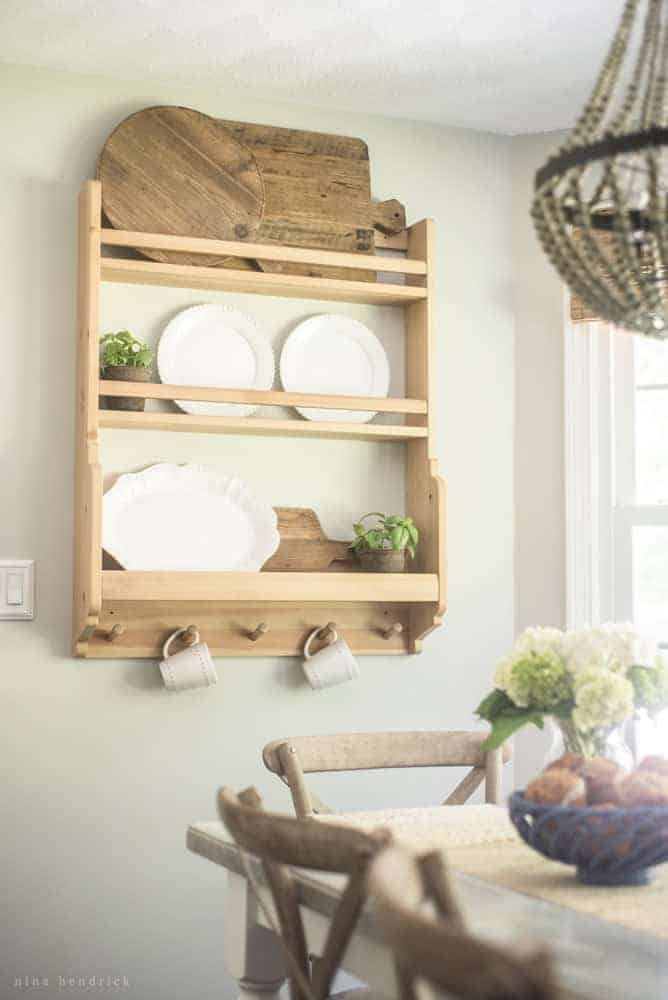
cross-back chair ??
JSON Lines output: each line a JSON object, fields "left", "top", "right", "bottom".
{"left": 262, "top": 732, "right": 511, "bottom": 818}
{"left": 218, "top": 785, "right": 390, "bottom": 1000}
{"left": 369, "top": 844, "right": 559, "bottom": 1000}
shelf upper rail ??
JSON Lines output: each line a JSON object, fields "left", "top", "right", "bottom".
{"left": 98, "top": 409, "right": 428, "bottom": 441}
{"left": 99, "top": 380, "right": 428, "bottom": 415}
{"left": 101, "top": 228, "right": 427, "bottom": 275}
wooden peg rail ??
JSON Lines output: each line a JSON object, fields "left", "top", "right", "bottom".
{"left": 83, "top": 605, "right": 416, "bottom": 658}
{"left": 73, "top": 179, "right": 446, "bottom": 659}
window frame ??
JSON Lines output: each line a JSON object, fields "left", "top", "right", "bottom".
{"left": 565, "top": 316, "right": 668, "bottom": 639}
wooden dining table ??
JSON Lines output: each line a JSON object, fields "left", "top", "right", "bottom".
{"left": 187, "top": 806, "right": 668, "bottom": 1000}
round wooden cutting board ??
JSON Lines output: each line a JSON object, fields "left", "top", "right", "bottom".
{"left": 97, "top": 106, "right": 265, "bottom": 266}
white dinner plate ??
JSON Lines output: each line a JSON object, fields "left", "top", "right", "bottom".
{"left": 103, "top": 464, "right": 279, "bottom": 571}
{"left": 157, "top": 304, "right": 274, "bottom": 416}
{"left": 279, "top": 315, "right": 390, "bottom": 423}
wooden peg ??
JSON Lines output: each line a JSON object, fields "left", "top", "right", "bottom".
{"left": 182, "top": 625, "right": 199, "bottom": 647}
{"left": 248, "top": 622, "right": 269, "bottom": 642}
{"left": 382, "top": 622, "right": 403, "bottom": 640}
{"left": 105, "top": 624, "right": 126, "bottom": 642}
{"left": 318, "top": 621, "right": 337, "bottom": 643}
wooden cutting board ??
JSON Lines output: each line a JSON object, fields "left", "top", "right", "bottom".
{"left": 221, "top": 119, "right": 373, "bottom": 253}
{"left": 265, "top": 508, "right": 354, "bottom": 572}
{"left": 220, "top": 120, "right": 405, "bottom": 280}
{"left": 97, "top": 106, "right": 265, "bottom": 267}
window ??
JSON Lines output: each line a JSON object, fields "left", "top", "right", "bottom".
{"left": 614, "top": 335, "right": 668, "bottom": 644}
{"left": 565, "top": 317, "right": 668, "bottom": 754}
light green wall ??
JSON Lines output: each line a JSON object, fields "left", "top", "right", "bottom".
{"left": 1, "top": 62, "right": 514, "bottom": 999}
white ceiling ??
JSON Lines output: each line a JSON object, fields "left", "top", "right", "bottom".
{"left": 0, "top": 0, "right": 621, "bottom": 135}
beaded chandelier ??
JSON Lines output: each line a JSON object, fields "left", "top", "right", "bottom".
{"left": 532, "top": 0, "right": 668, "bottom": 338}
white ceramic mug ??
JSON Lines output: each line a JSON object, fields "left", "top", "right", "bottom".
{"left": 159, "top": 628, "right": 218, "bottom": 692}
{"left": 302, "top": 627, "right": 360, "bottom": 690}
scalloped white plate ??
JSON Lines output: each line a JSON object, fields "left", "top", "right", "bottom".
{"left": 157, "top": 304, "right": 275, "bottom": 417}
{"left": 279, "top": 314, "right": 390, "bottom": 423}
{"left": 103, "top": 464, "right": 279, "bottom": 571}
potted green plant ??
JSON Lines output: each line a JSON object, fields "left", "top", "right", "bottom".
{"left": 349, "top": 512, "right": 418, "bottom": 573}
{"left": 100, "top": 331, "right": 154, "bottom": 411}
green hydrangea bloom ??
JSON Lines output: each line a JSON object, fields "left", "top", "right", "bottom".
{"left": 572, "top": 667, "right": 633, "bottom": 733}
{"left": 629, "top": 659, "right": 668, "bottom": 716}
{"left": 504, "top": 651, "right": 571, "bottom": 710}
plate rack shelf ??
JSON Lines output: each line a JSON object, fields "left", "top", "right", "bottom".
{"left": 74, "top": 180, "right": 446, "bottom": 658}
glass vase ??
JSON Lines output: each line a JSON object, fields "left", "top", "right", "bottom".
{"left": 544, "top": 717, "right": 634, "bottom": 771}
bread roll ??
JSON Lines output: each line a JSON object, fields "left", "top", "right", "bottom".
{"left": 526, "top": 768, "right": 586, "bottom": 806}
{"left": 617, "top": 771, "right": 668, "bottom": 807}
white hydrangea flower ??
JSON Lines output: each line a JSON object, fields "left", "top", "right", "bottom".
{"left": 564, "top": 622, "right": 657, "bottom": 675}
{"left": 572, "top": 667, "right": 634, "bottom": 733}
{"left": 512, "top": 626, "right": 565, "bottom": 660}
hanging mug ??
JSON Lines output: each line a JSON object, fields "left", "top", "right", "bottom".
{"left": 159, "top": 628, "right": 218, "bottom": 692}
{"left": 302, "top": 626, "right": 360, "bottom": 690}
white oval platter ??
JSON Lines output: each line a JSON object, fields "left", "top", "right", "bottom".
{"left": 157, "top": 304, "right": 274, "bottom": 416}
{"left": 103, "top": 464, "right": 279, "bottom": 571}
{"left": 279, "top": 314, "right": 390, "bottom": 423}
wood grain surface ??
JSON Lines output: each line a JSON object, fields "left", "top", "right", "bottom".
{"left": 220, "top": 118, "right": 378, "bottom": 280}
{"left": 265, "top": 508, "right": 353, "bottom": 572}
{"left": 97, "top": 106, "right": 265, "bottom": 266}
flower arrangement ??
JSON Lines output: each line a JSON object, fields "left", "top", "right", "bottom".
{"left": 100, "top": 330, "right": 153, "bottom": 369}
{"left": 476, "top": 623, "right": 668, "bottom": 756}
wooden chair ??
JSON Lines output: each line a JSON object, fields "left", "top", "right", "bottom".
{"left": 262, "top": 732, "right": 512, "bottom": 818}
{"left": 218, "top": 785, "right": 390, "bottom": 1000}
{"left": 369, "top": 844, "right": 559, "bottom": 1000}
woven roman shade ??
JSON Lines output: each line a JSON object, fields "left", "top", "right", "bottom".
{"left": 568, "top": 227, "right": 614, "bottom": 322}
{"left": 568, "top": 223, "right": 667, "bottom": 323}
{"left": 570, "top": 292, "right": 600, "bottom": 323}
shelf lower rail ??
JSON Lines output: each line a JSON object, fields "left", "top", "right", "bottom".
{"left": 101, "top": 257, "right": 427, "bottom": 306}
{"left": 101, "top": 571, "right": 439, "bottom": 603}
{"left": 99, "top": 381, "right": 428, "bottom": 415}
{"left": 98, "top": 409, "right": 428, "bottom": 441}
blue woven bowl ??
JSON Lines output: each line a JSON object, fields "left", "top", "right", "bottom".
{"left": 509, "top": 791, "right": 668, "bottom": 886}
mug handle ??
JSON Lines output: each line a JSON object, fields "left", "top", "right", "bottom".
{"left": 163, "top": 627, "right": 200, "bottom": 660}
{"left": 303, "top": 625, "right": 338, "bottom": 660}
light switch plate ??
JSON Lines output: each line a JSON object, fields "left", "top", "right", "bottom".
{"left": 0, "top": 560, "right": 35, "bottom": 620}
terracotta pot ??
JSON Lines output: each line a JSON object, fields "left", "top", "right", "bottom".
{"left": 358, "top": 549, "right": 406, "bottom": 573}
{"left": 101, "top": 365, "right": 152, "bottom": 411}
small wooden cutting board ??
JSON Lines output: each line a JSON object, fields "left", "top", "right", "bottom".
{"left": 265, "top": 508, "right": 354, "bottom": 572}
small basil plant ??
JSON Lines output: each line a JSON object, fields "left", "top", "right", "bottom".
{"left": 350, "top": 512, "right": 419, "bottom": 559}
{"left": 100, "top": 331, "right": 153, "bottom": 369}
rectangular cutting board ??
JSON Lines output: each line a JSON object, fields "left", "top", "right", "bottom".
{"left": 221, "top": 119, "right": 375, "bottom": 254}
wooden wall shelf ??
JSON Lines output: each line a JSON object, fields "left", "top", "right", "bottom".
{"left": 74, "top": 180, "right": 446, "bottom": 658}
